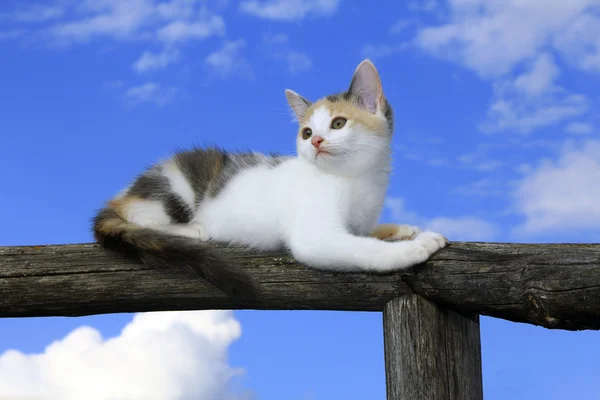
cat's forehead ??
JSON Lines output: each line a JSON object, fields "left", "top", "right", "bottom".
{"left": 302, "top": 97, "right": 390, "bottom": 135}
{"left": 304, "top": 98, "right": 353, "bottom": 125}
{"left": 306, "top": 103, "right": 333, "bottom": 127}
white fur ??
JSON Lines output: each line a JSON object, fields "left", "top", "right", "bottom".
{"left": 162, "top": 160, "right": 196, "bottom": 210}
{"left": 122, "top": 59, "right": 447, "bottom": 272}
{"left": 125, "top": 200, "right": 171, "bottom": 226}
{"left": 124, "top": 199, "right": 207, "bottom": 239}
{"left": 192, "top": 104, "right": 445, "bottom": 272}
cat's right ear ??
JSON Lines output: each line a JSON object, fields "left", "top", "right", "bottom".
{"left": 285, "top": 89, "right": 312, "bottom": 122}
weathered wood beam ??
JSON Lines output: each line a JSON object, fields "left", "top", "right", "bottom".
{"left": 0, "top": 242, "right": 599, "bottom": 330}
{"left": 383, "top": 295, "right": 483, "bottom": 400}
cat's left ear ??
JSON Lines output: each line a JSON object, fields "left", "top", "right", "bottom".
{"left": 348, "top": 59, "right": 385, "bottom": 114}
{"left": 285, "top": 89, "right": 312, "bottom": 122}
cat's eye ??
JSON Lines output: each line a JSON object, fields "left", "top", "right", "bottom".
{"left": 331, "top": 117, "right": 347, "bottom": 130}
{"left": 302, "top": 128, "right": 312, "bottom": 140}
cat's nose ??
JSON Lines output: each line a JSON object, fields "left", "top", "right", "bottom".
{"left": 311, "top": 136, "right": 325, "bottom": 149}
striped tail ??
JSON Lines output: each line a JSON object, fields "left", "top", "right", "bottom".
{"left": 92, "top": 207, "right": 260, "bottom": 301}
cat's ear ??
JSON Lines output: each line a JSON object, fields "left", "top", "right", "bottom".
{"left": 285, "top": 89, "right": 312, "bottom": 122}
{"left": 348, "top": 59, "right": 385, "bottom": 114}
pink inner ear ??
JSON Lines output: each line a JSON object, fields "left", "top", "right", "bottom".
{"left": 351, "top": 65, "right": 383, "bottom": 114}
{"left": 364, "top": 93, "right": 378, "bottom": 113}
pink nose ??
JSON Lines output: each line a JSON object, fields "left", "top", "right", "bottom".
{"left": 311, "top": 136, "right": 325, "bottom": 149}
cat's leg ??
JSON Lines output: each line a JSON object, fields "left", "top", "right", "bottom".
{"left": 288, "top": 227, "right": 447, "bottom": 273}
{"left": 371, "top": 223, "right": 421, "bottom": 241}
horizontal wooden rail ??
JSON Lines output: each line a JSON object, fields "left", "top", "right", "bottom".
{"left": 0, "top": 242, "right": 599, "bottom": 330}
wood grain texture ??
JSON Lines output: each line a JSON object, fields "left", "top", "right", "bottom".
{"left": 383, "top": 295, "right": 483, "bottom": 400}
{"left": 1, "top": 242, "right": 599, "bottom": 330}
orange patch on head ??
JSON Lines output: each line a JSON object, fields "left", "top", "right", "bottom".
{"left": 299, "top": 98, "right": 389, "bottom": 137}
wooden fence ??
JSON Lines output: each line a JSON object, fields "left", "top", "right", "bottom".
{"left": 1, "top": 242, "right": 599, "bottom": 399}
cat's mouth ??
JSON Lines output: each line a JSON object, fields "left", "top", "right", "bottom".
{"left": 315, "top": 149, "right": 332, "bottom": 158}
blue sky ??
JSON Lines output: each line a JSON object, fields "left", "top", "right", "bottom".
{"left": 0, "top": 0, "right": 599, "bottom": 398}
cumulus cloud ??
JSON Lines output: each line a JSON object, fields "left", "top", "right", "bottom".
{"left": 205, "top": 39, "right": 253, "bottom": 80}
{"left": 133, "top": 48, "right": 180, "bottom": 72}
{"left": 156, "top": 15, "right": 225, "bottom": 44}
{"left": 125, "top": 82, "right": 177, "bottom": 106}
{"left": 513, "top": 139, "right": 600, "bottom": 236}
{"left": 0, "top": 310, "right": 250, "bottom": 400}
{"left": 565, "top": 122, "right": 594, "bottom": 135}
{"left": 262, "top": 34, "right": 312, "bottom": 75}
{"left": 476, "top": 53, "right": 587, "bottom": 134}
{"left": 408, "top": 0, "right": 600, "bottom": 135}
{"left": 0, "top": 4, "right": 64, "bottom": 23}
{"left": 46, "top": 0, "right": 224, "bottom": 45}
{"left": 414, "top": 0, "right": 595, "bottom": 78}
{"left": 385, "top": 197, "right": 499, "bottom": 241}
{"left": 555, "top": 12, "right": 600, "bottom": 73}
{"left": 239, "top": 0, "right": 341, "bottom": 21}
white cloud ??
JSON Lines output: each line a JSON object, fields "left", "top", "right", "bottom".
{"left": 49, "top": 0, "right": 157, "bottom": 43}
{"left": 566, "top": 121, "right": 594, "bottom": 135}
{"left": 410, "top": 1, "right": 600, "bottom": 135}
{"left": 457, "top": 141, "right": 506, "bottom": 171}
{"left": 414, "top": 0, "right": 595, "bottom": 78}
{"left": 513, "top": 53, "right": 560, "bottom": 97}
{"left": 281, "top": 50, "right": 312, "bottom": 74}
{"left": 205, "top": 39, "right": 253, "bottom": 79}
{"left": 0, "top": 310, "right": 250, "bottom": 400}
{"left": 479, "top": 53, "right": 587, "bottom": 134}
{"left": 125, "top": 82, "right": 177, "bottom": 106}
{"left": 39, "top": 1, "right": 225, "bottom": 49}
{"left": 389, "top": 19, "right": 417, "bottom": 35}
{"left": 385, "top": 197, "right": 499, "bottom": 241}
{"left": 427, "top": 216, "right": 499, "bottom": 242}
{"left": 408, "top": 0, "right": 441, "bottom": 14}
{"left": 239, "top": 0, "right": 341, "bottom": 21}
{"left": 481, "top": 91, "right": 587, "bottom": 134}
{"left": 1, "top": 5, "right": 64, "bottom": 23}
{"left": 513, "top": 139, "right": 600, "bottom": 235}
{"left": 555, "top": 12, "right": 600, "bottom": 73}
{"left": 263, "top": 34, "right": 312, "bottom": 75}
{"left": 156, "top": 15, "right": 225, "bottom": 44}
{"left": 133, "top": 48, "right": 180, "bottom": 72}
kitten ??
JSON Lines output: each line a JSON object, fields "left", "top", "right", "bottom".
{"left": 92, "top": 59, "right": 448, "bottom": 301}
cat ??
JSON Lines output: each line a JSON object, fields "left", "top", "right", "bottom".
{"left": 92, "top": 59, "right": 448, "bottom": 301}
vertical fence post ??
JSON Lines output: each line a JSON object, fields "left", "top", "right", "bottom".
{"left": 383, "top": 294, "right": 483, "bottom": 400}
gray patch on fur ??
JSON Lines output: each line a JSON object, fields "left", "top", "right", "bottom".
{"left": 127, "top": 166, "right": 194, "bottom": 223}
{"left": 173, "top": 146, "right": 227, "bottom": 206}
{"left": 209, "top": 152, "right": 289, "bottom": 197}
{"left": 124, "top": 146, "right": 288, "bottom": 222}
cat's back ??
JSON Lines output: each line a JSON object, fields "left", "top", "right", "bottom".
{"left": 194, "top": 149, "right": 298, "bottom": 249}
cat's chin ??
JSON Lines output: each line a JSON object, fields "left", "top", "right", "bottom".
{"left": 315, "top": 150, "right": 332, "bottom": 158}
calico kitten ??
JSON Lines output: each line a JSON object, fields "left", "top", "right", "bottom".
{"left": 92, "top": 59, "right": 448, "bottom": 301}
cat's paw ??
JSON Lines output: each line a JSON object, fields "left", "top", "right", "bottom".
{"left": 372, "top": 223, "right": 421, "bottom": 241}
{"left": 390, "top": 224, "right": 421, "bottom": 241}
{"left": 413, "top": 231, "right": 448, "bottom": 255}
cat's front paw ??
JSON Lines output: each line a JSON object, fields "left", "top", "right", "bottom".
{"left": 372, "top": 223, "right": 421, "bottom": 241}
{"left": 413, "top": 231, "right": 448, "bottom": 255}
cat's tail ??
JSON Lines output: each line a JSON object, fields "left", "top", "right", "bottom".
{"left": 92, "top": 207, "right": 260, "bottom": 301}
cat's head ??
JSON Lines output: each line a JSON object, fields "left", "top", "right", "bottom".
{"left": 285, "top": 59, "right": 394, "bottom": 175}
